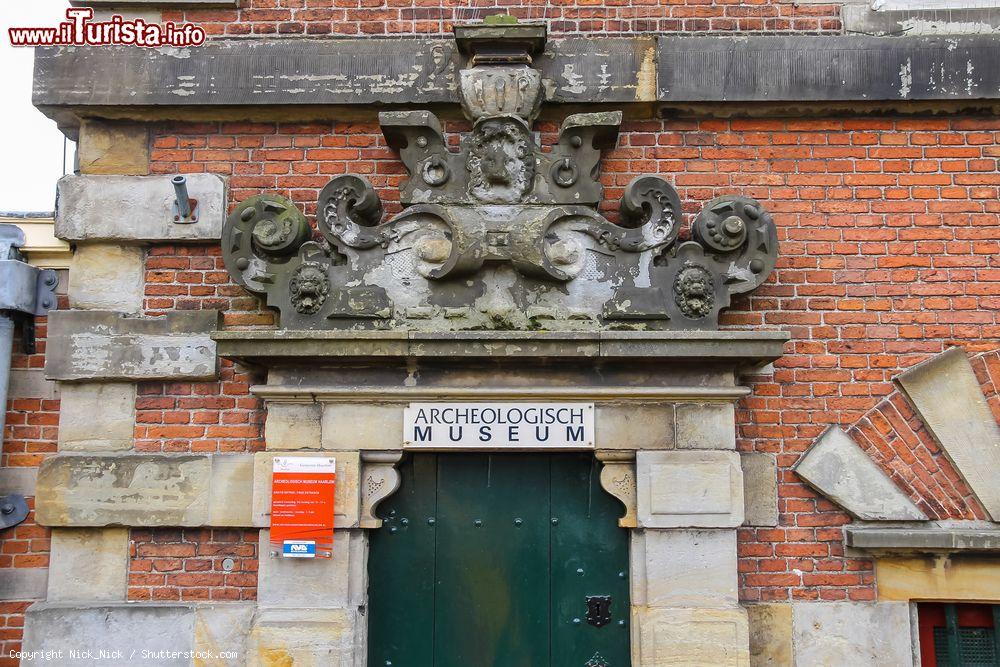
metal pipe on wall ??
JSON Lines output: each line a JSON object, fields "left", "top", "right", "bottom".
{"left": 0, "top": 315, "right": 12, "bottom": 445}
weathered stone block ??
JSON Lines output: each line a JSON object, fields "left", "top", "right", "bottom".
{"left": 322, "top": 403, "right": 402, "bottom": 450}
{"left": 635, "top": 606, "right": 750, "bottom": 667}
{"left": 47, "top": 528, "right": 129, "bottom": 601}
{"left": 741, "top": 452, "right": 779, "bottom": 527}
{"left": 675, "top": 402, "right": 735, "bottom": 449}
{"left": 55, "top": 173, "right": 227, "bottom": 243}
{"left": 595, "top": 404, "right": 674, "bottom": 449}
{"left": 794, "top": 427, "right": 926, "bottom": 521}
{"left": 0, "top": 568, "right": 48, "bottom": 600}
{"left": 896, "top": 347, "right": 1000, "bottom": 521}
{"left": 637, "top": 450, "right": 745, "bottom": 528}
{"left": 248, "top": 608, "right": 364, "bottom": 667}
{"left": 631, "top": 529, "right": 738, "bottom": 608}
{"left": 22, "top": 603, "right": 195, "bottom": 665}
{"left": 747, "top": 603, "right": 793, "bottom": 667}
{"left": 0, "top": 466, "right": 38, "bottom": 497}
{"left": 876, "top": 556, "right": 1000, "bottom": 602}
{"left": 266, "top": 402, "right": 323, "bottom": 450}
{"left": 194, "top": 604, "right": 255, "bottom": 666}
{"left": 208, "top": 454, "right": 254, "bottom": 527}
{"left": 252, "top": 451, "right": 360, "bottom": 528}
{"left": 791, "top": 601, "right": 912, "bottom": 666}
{"left": 68, "top": 243, "right": 145, "bottom": 313}
{"left": 45, "top": 310, "right": 220, "bottom": 382}
{"left": 77, "top": 120, "right": 149, "bottom": 175}
{"left": 35, "top": 454, "right": 211, "bottom": 526}
{"left": 7, "top": 369, "right": 59, "bottom": 400}
{"left": 257, "top": 529, "right": 366, "bottom": 608}
{"left": 58, "top": 382, "right": 136, "bottom": 451}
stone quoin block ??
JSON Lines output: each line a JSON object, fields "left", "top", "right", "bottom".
{"left": 44, "top": 310, "right": 220, "bottom": 382}
{"left": 257, "top": 529, "right": 367, "bottom": 609}
{"left": 252, "top": 451, "right": 360, "bottom": 529}
{"left": 637, "top": 450, "right": 745, "bottom": 528}
{"left": 791, "top": 601, "right": 912, "bottom": 666}
{"left": 55, "top": 173, "right": 227, "bottom": 243}
{"left": 635, "top": 606, "right": 750, "bottom": 667}
{"left": 77, "top": 120, "right": 149, "bottom": 175}
{"left": 321, "top": 403, "right": 403, "bottom": 450}
{"left": 57, "top": 382, "right": 137, "bottom": 451}
{"left": 47, "top": 528, "right": 129, "bottom": 602}
{"left": 6, "top": 368, "right": 59, "bottom": 400}
{"left": 674, "top": 402, "right": 735, "bottom": 449}
{"left": 795, "top": 427, "right": 926, "bottom": 521}
{"left": 747, "top": 603, "right": 793, "bottom": 667}
{"left": 0, "top": 466, "right": 38, "bottom": 497}
{"left": 22, "top": 603, "right": 196, "bottom": 663}
{"left": 0, "top": 568, "right": 48, "bottom": 601}
{"left": 265, "top": 402, "right": 323, "bottom": 450}
{"left": 35, "top": 454, "right": 211, "bottom": 527}
{"left": 595, "top": 404, "right": 675, "bottom": 449}
{"left": 207, "top": 454, "right": 254, "bottom": 527}
{"left": 193, "top": 605, "right": 255, "bottom": 667}
{"left": 248, "top": 608, "right": 365, "bottom": 667}
{"left": 631, "top": 529, "right": 738, "bottom": 608}
{"left": 67, "top": 243, "right": 146, "bottom": 313}
{"left": 896, "top": 347, "right": 1000, "bottom": 521}
{"left": 34, "top": 453, "right": 255, "bottom": 528}
{"left": 740, "top": 452, "right": 779, "bottom": 527}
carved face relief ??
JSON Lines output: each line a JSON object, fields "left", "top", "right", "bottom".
{"left": 467, "top": 118, "right": 534, "bottom": 204}
{"left": 289, "top": 263, "right": 330, "bottom": 314}
{"left": 673, "top": 264, "right": 715, "bottom": 320}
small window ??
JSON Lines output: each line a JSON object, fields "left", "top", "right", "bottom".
{"left": 918, "top": 603, "right": 1000, "bottom": 667}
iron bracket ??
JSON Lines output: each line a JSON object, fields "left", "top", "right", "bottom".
{"left": 0, "top": 494, "right": 29, "bottom": 531}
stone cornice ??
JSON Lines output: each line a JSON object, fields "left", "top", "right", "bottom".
{"left": 845, "top": 524, "right": 1000, "bottom": 554}
{"left": 213, "top": 329, "right": 790, "bottom": 366}
{"left": 33, "top": 35, "right": 1000, "bottom": 129}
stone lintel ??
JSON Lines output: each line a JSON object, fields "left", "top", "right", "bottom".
{"left": 45, "top": 310, "right": 220, "bottom": 382}
{"left": 55, "top": 174, "right": 227, "bottom": 244}
{"left": 32, "top": 36, "right": 1000, "bottom": 129}
{"left": 214, "top": 329, "right": 789, "bottom": 367}
{"left": 845, "top": 525, "right": 1000, "bottom": 554}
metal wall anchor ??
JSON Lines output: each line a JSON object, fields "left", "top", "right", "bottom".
{"left": 0, "top": 495, "right": 29, "bottom": 530}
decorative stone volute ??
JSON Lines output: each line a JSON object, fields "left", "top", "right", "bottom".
{"left": 220, "top": 19, "right": 778, "bottom": 331}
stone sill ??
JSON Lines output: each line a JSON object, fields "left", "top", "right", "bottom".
{"left": 845, "top": 525, "right": 1000, "bottom": 554}
{"left": 213, "top": 329, "right": 789, "bottom": 366}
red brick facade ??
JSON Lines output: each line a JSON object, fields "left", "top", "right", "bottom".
{"left": 167, "top": 1, "right": 842, "bottom": 38}
{"left": 2, "top": 9, "right": 1000, "bottom": 661}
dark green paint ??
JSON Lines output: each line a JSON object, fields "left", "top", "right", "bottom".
{"left": 368, "top": 454, "right": 630, "bottom": 667}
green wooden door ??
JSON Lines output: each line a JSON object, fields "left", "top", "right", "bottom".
{"left": 368, "top": 453, "right": 630, "bottom": 667}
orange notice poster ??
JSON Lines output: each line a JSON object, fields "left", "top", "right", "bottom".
{"left": 270, "top": 456, "right": 336, "bottom": 558}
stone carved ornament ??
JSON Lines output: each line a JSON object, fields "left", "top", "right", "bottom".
{"left": 221, "top": 23, "right": 778, "bottom": 331}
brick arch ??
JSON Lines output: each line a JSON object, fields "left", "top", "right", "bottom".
{"left": 843, "top": 347, "right": 999, "bottom": 521}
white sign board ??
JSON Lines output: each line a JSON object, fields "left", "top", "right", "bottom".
{"left": 403, "top": 402, "right": 595, "bottom": 450}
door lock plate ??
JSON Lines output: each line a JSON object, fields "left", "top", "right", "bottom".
{"left": 585, "top": 595, "right": 612, "bottom": 628}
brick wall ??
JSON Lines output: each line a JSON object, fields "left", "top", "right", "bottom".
{"left": 166, "top": 1, "right": 841, "bottom": 38}
{"left": 127, "top": 528, "right": 259, "bottom": 602}
{"left": 1, "top": 324, "right": 54, "bottom": 665}
{"left": 149, "top": 115, "right": 1000, "bottom": 600}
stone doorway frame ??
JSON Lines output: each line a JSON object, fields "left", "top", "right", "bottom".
{"left": 229, "top": 329, "right": 787, "bottom": 665}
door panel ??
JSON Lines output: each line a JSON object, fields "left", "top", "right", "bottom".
{"left": 434, "top": 455, "right": 551, "bottom": 667}
{"left": 368, "top": 454, "right": 630, "bottom": 667}
{"left": 550, "top": 456, "right": 630, "bottom": 665}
